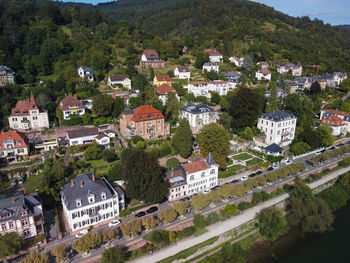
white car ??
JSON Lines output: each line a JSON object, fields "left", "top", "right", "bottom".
{"left": 203, "top": 189, "right": 210, "bottom": 194}
{"left": 108, "top": 219, "right": 121, "bottom": 227}
{"left": 75, "top": 229, "right": 88, "bottom": 239}
{"left": 282, "top": 159, "right": 291, "bottom": 165}
{"left": 315, "top": 151, "right": 321, "bottom": 155}
{"left": 272, "top": 164, "right": 279, "bottom": 169}
{"left": 240, "top": 176, "right": 248, "bottom": 181}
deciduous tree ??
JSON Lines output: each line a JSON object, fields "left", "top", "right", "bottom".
{"left": 101, "top": 246, "right": 127, "bottom": 263}
{"left": 191, "top": 193, "right": 210, "bottom": 212}
{"left": 172, "top": 201, "right": 190, "bottom": 216}
{"left": 141, "top": 216, "right": 159, "bottom": 231}
{"left": 171, "top": 119, "right": 193, "bottom": 158}
{"left": 92, "top": 94, "right": 114, "bottom": 117}
{"left": 158, "top": 208, "right": 178, "bottom": 224}
{"left": 20, "top": 252, "right": 49, "bottom": 263}
{"left": 51, "top": 243, "right": 67, "bottom": 263}
{"left": 258, "top": 207, "right": 286, "bottom": 241}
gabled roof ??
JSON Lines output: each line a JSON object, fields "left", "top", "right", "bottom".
{"left": 142, "top": 49, "right": 160, "bottom": 60}
{"left": 182, "top": 155, "right": 216, "bottom": 174}
{"left": 156, "top": 84, "right": 177, "bottom": 96}
{"left": 62, "top": 174, "right": 117, "bottom": 211}
{"left": 176, "top": 66, "right": 190, "bottom": 73}
{"left": 182, "top": 102, "right": 214, "bottom": 114}
{"left": 206, "top": 152, "right": 216, "bottom": 166}
{"left": 322, "top": 115, "right": 345, "bottom": 127}
{"left": 204, "top": 49, "right": 222, "bottom": 57}
{"left": 209, "top": 80, "right": 228, "bottom": 85}
{"left": 0, "top": 192, "right": 36, "bottom": 223}
{"left": 132, "top": 105, "right": 164, "bottom": 122}
{"left": 67, "top": 127, "right": 99, "bottom": 139}
{"left": 223, "top": 71, "right": 241, "bottom": 77}
{"left": 322, "top": 109, "right": 350, "bottom": 117}
{"left": 258, "top": 69, "right": 271, "bottom": 75}
{"left": 0, "top": 131, "right": 27, "bottom": 150}
{"left": 109, "top": 75, "right": 130, "bottom": 82}
{"left": 0, "top": 65, "right": 14, "bottom": 74}
{"left": 11, "top": 92, "right": 40, "bottom": 116}
{"left": 155, "top": 75, "right": 171, "bottom": 82}
{"left": 264, "top": 143, "right": 284, "bottom": 153}
{"left": 60, "top": 95, "right": 84, "bottom": 111}
{"left": 203, "top": 62, "right": 218, "bottom": 66}
{"left": 260, "top": 110, "right": 296, "bottom": 122}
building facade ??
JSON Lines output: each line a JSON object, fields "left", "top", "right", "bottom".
{"left": 139, "top": 49, "right": 165, "bottom": 68}
{"left": 0, "top": 131, "right": 29, "bottom": 164}
{"left": 77, "top": 67, "right": 94, "bottom": 82}
{"left": 108, "top": 75, "right": 131, "bottom": 89}
{"left": 184, "top": 81, "right": 231, "bottom": 98}
{"left": 277, "top": 63, "right": 302, "bottom": 76}
{"left": 65, "top": 126, "right": 114, "bottom": 147}
{"left": 229, "top": 57, "right": 244, "bottom": 67}
{"left": 0, "top": 65, "right": 15, "bottom": 86}
{"left": 9, "top": 93, "right": 49, "bottom": 131}
{"left": 180, "top": 102, "right": 220, "bottom": 134}
{"left": 156, "top": 84, "right": 179, "bottom": 105}
{"left": 61, "top": 174, "right": 123, "bottom": 232}
{"left": 59, "top": 95, "right": 85, "bottom": 120}
{"left": 204, "top": 49, "right": 223, "bottom": 63}
{"left": 0, "top": 192, "right": 44, "bottom": 239}
{"left": 321, "top": 115, "right": 346, "bottom": 136}
{"left": 154, "top": 75, "right": 172, "bottom": 87}
{"left": 320, "top": 109, "right": 350, "bottom": 133}
{"left": 256, "top": 70, "right": 272, "bottom": 81}
{"left": 202, "top": 62, "right": 219, "bottom": 73}
{"left": 119, "top": 105, "right": 170, "bottom": 140}
{"left": 257, "top": 110, "right": 297, "bottom": 146}
{"left": 174, "top": 66, "right": 191, "bottom": 79}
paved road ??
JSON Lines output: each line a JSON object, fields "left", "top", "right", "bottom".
{"left": 130, "top": 165, "right": 350, "bottom": 263}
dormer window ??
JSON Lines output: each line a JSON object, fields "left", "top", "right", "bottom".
{"left": 101, "top": 192, "right": 106, "bottom": 200}
{"left": 76, "top": 199, "right": 82, "bottom": 207}
{"left": 88, "top": 194, "right": 95, "bottom": 203}
{"left": 147, "top": 114, "right": 153, "bottom": 119}
{"left": 17, "top": 141, "right": 22, "bottom": 146}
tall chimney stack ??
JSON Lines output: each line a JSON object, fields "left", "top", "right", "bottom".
{"left": 71, "top": 179, "right": 74, "bottom": 187}
{"left": 80, "top": 181, "right": 84, "bottom": 187}
{"left": 92, "top": 174, "right": 95, "bottom": 181}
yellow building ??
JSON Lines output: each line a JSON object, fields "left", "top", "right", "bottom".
{"left": 153, "top": 75, "right": 172, "bottom": 87}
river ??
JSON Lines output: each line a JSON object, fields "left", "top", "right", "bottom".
{"left": 247, "top": 203, "right": 350, "bottom": 263}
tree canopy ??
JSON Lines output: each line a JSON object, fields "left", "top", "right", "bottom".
{"left": 171, "top": 119, "right": 193, "bottom": 158}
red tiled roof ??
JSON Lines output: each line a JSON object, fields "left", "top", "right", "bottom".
{"left": 259, "top": 69, "right": 271, "bottom": 75}
{"left": 111, "top": 91, "right": 129, "bottom": 100}
{"left": 142, "top": 49, "right": 160, "bottom": 59}
{"left": 204, "top": 49, "right": 222, "bottom": 57}
{"left": 322, "top": 115, "right": 345, "bottom": 127}
{"left": 190, "top": 82, "right": 208, "bottom": 85}
{"left": 322, "top": 109, "right": 350, "bottom": 117}
{"left": 155, "top": 75, "right": 171, "bottom": 82}
{"left": 156, "top": 84, "right": 177, "bottom": 96}
{"left": 209, "top": 81, "right": 228, "bottom": 84}
{"left": 183, "top": 157, "right": 210, "bottom": 174}
{"left": 0, "top": 130, "right": 27, "bottom": 151}
{"left": 11, "top": 92, "right": 39, "bottom": 116}
{"left": 60, "top": 95, "right": 84, "bottom": 111}
{"left": 132, "top": 105, "right": 164, "bottom": 122}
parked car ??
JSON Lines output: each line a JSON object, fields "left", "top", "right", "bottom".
{"left": 230, "top": 179, "right": 239, "bottom": 184}
{"left": 212, "top": 185, "right": 220, "bottom": 191}
{"left": 18, "top": 177, "right": 24, "bottom": 185}
{"left": 266, "top": 167, "right": 274, "bottom": 171}
{"left": 203, "top": 189, "right": 210, "bottom": 194}
{"left": 75, "top": 229, "right": 88, "bottom": 239}
{"left": 315, "top": 151, "right": 321, "bottom": 155}
{"left": 11, "top": 180, "right": 17, "bottom": 186}
{"left": 249, "top": 173, "right": 257, "bottom": 178}
{"left": 135, "top": 211, "right": 146, "bottom": 218}
{"left": 108, "top": 219, "right": 121, "bottom": 227}
{"left": 146, "top": 206, "right": 158, "bottom": 214}
{"left": 272, "top": 164, "right": 279, "bottom": 169}
{"left": 255, "top": 171, "right": 263, "bottom": 175}
{"left": 180, "top": 196, "right": 191, "bottom": 201}
{"left": 240, "top": 176, "right": 248, "bottom": 181}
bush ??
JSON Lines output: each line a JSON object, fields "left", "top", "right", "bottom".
{"left": 193, "top": 214, "right": 208, "bottom": 230}
{"left": 318, "top": 184, "right": 350, "bottom": 211}
{"left": 166, "top": 158, "right": 180, "bottom": 171}
{"left": 220, "top": 204, "right": 237, "bottom": 218}
{"left": 131, "top": 136, "right": 143, "bottom": 144}
{"left": 177, "top": 226, "right": 196, "bottom": 239}
{"left": 84, "top": 144, "right": 104, "bottom": 161}
{"left": 143, "top": 230, "right": 170, "bottom": 248}
{"left": 119, "top": 209, "right": 132, "bottom": 217}
{"left": 238, "top": 201, "right": 253, "bottom": 211}
{"left": 207, "top": 212, "right": 220, "bottom": 224}
{"left": 129, "top": 199, "right": 140, "bottom": 207}
{"left": 101, "top": 149, "right": 117, "bottom": 162}
{"left": 159, "top": 143, "right": 172, "bottom": 158}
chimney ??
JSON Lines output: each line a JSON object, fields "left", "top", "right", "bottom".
{"left": 71, "top": 179, "right": 74, "bottom": 187}
{"left": 12, "top": 197, "right": 15, "bottom": 203}
{"left": 80, "top": 181, "right": 84, "bottom": 187}
{"left": 92, "top": 175, "right": 95, "bottom": 181}
{"left": 74, "top": 94, "right": 77, "bottom": 99}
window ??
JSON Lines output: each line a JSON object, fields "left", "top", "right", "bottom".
{"left": 12, "top": 118, "right": 17, "bottom": 122}
{"left": 2, "top": 224, "right": 6, "bottom": 230}
{"left": 9, "top": 222, "right": 14, "bottom": 228}
{"left": 201, "top": 172, "right": 205, "bottom": 178}
{"left": 76, "top": 199, "right": 82, "bottom": 207}
{"left": 190, "top": 175, "right": 194, "bottom": 181}
{"left": 22, "top": 220, "right": 28, "bottom": 227}
{"left": 17, "top": 149, "right": 24, "bottom": 154}
{"left": 101, "top": 192, "right": 106, "bottom": 200}
{"left": 14, "top": 124, "right": 18, "bottom": 128}
{"left": 34, "top": 122, "right": 38, "bottom": 127}
{"left": 33, "top": 116, "right": 38, "bottom": 120}
{"left": 17, "top": 141, "right": 22, "bottom": 146}
{"left": 210, "top": 169, "right": 215, "bottom": 174}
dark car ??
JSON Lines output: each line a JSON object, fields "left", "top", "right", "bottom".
{"left": 230, "top": 179, "right": 239, "bottom": 184}
{"left": 249, "top": 173, "right": 257, "bottom": 178}
{"left": 212, "top": 185, "right": 220, "bottom": 191}
{"left": 266, "top": 167, "right": 274, "bottom": 171}
{"left": 180, "top": 196, "right": 191, "bottom": 202}
{"left": 256, "top": 171, "right": 263, "bottom": 175}
{"left": 135, "top": 211, "right": 146, "bottom": 218}
{"left": 146, "top": 206, "right": 158, "bottom": 214}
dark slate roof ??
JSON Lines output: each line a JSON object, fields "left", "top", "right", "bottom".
{"left": 0, "top": 192, "right": 35, "bottom": 223}
{"left": 109, "top": 75, "right": 130, "bottom": 82}
{"left": 183, "top": 102, "right": 215, "bottom": 114}
{"left": 264, "top": 143, "right": 284, "bottom": 153}
{"left": 62, "top": 174, "right": 117, "bottom": 211}
{"left": 77, "top": 67, "right": 94, "bottom": 77}
{"left": 67, "top": 127, "right": 99, "bottom": 139}
{"left": 223, "top": 71, "right": 241, "bottom": 78}
{"left": 203, "top": 62, "right": 218, "bottom": 66}
{"left": 206, "top": 152, "right": 216, "bottom": 166}
{"left": 0, "top": 65, "right": 14, "bottom": 74}
{"left": 122, "top": 107, "right": 133, "bottom": 115}
{"left": 260, "top": 110, "right": 296, "bottom": 122}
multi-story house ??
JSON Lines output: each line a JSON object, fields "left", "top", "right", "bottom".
{"left": 204, "top": 49, "right": 223, "bottom": 63}
{"left": 0, "top": 191, "right": 44, "bottom": 239}
{"left": 156, "top": 84, "right": 179, "bottom": 105}
{"left": 223, "top": 71, "right": 241, "bottom": 83}
{"left": 333, "top": 72, "right": 348, "bottom": 85}
{"left": 320, "top": 109, "right": 350, "bottom": 133}
{"left": 321, "top": 115, "right": 347, "bottom": 136}
{"left": 61, "top": 174, "right": 123, "bottom": 232}
{"left": 139, "top": 49, "right": 165, "bottom": 68}
{"left": 229, "top": 57, "right": 244, "bottom": 67}
{"left": 180, "top": 102, "right": 220, "bottom": 134}
{"left": 166, "top": 153, "right": 218, "bottom": 201}
{"left": 184, "top": 81, "right": 231, "bottom": 99}
{"left": 0, "top": 65, "right": 15, "bottom": 86}
{"left": 119, "top": 105, "right": 170, "bottom": 140}
{"left": 277, "top": 63, "right": 302, "bottom": 76}
{"left": 0, "top": 131, "right": 29, "bottom": 164}
{"left": 9, "top": 92, "right": 49, "bottom": 131}
{"left": 174, "top": 66, "right": 191, "bottom": 79}
{"left": 108, "top": 75, "right": 131, "bottom": 89}
{"left": 257, "top": 110, "right": 297, "bottom": 147}
{"left": 154, "top": 75, "right": 172, "bottom": 87}
{"left": 207, "top": 81, "right": 230, "bottom": 96}
{"left": 256, "top": 69, "right": 272, "bottom": 81}
{"left": 257, "top": 61, "right": 269, "bottom": 69}
{"left": 77, "top": 67, "right": 94, "bottom": 82}
{"left": 65, "top": 126, "right": 114, "bottom": 147}
{"left": 202, "top": 62, "right": 219, "bottom": 73}
{"left": 59, "top": 95, "right": 85, "bottom": 120}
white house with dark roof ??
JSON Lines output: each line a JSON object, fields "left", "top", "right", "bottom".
{"left": 257, "top": 61, "right": 269, "bottom": 70}
{"left": 204, "top": 49, "right": 223, "bottom": 63}
{"left": 0, "top": 65, "right": 15, "bottom": 86}
{"left": 229, "top": 57, "right": 244, "bottom": 67}
{"left": 257, "top": 110, "right": 297, "bottom": 146}
{"left": 0, "top": 191, "right": 44, "bottom": 239}
{"left": 277, "top": 63, "right": 302, "bottom": 76}
{"left": 139, "top": 49, "right": 165, "bottom": 68}
{"left": 108, "top": 75, "right": 131, "bottom": 89}
{"left": 65, "top": 126, "right": 114, "bottom": 147}
{"left": 180, "top": 102, "right": 220, "bottom": 134}
{"left": 202, "top": 62, "right": 219, "bottom": 73}
{"left": 256, "top": 69, "right": 271, "bottom": 81}
{"left": 61, "top": 174, "right": 123, "bottom": 232}
{"left": 333, "top": 72, "right": 348, "bottom": 85}
{"left": 174, "top": 66, "right": 191, "bottom": 79}
{"left": 77, "top": 67, "right": 94, "bottom": 82}
{"left": 59, "top": 95, "right": 85, "bottom": 120}
{"left": 165, "top": 153, "right": 218, "bottom": 201}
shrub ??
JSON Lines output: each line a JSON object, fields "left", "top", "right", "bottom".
{"left": 129, "top": 199, "right": 140, "bottom": 207}
{"left": 177, "top": 226, "right": 196, "bottom": 239}
{"left": 220, "top": 204, "right": 237, "bottom": 218}
{"left": 101, "top": 149, "right": 117, "bottom": 162}
{"left": 166, "top": 158, "right": 180, "bottom": 171}
{"left": 207, "top": 212, "right": 220, "bottom": 224}
{"left": 143, "top": 230, "right": 170, "bottom": 248}
{"left": 131, "top": 136, "right": 143, "bottom": 144}
{"left": 84, "top": 144, "right": 104, "bottom": 160}
{"left": 119, "top": 209, "right": 132, "bottom": 217}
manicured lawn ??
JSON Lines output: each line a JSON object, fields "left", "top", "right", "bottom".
{"left": 226, "top": 159, "right": 233, "bottom": 166}
{"left": 246, "top": 158, "right": 263, "bottom": 167}
{"left": 219, "top": 165, "right": 245, "bottom": 178}
{"left": 23, "top": 173, "right": 44, "bottom": 193}
{"left": 232, "top": 153, "right": 252, "bottom": 161}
